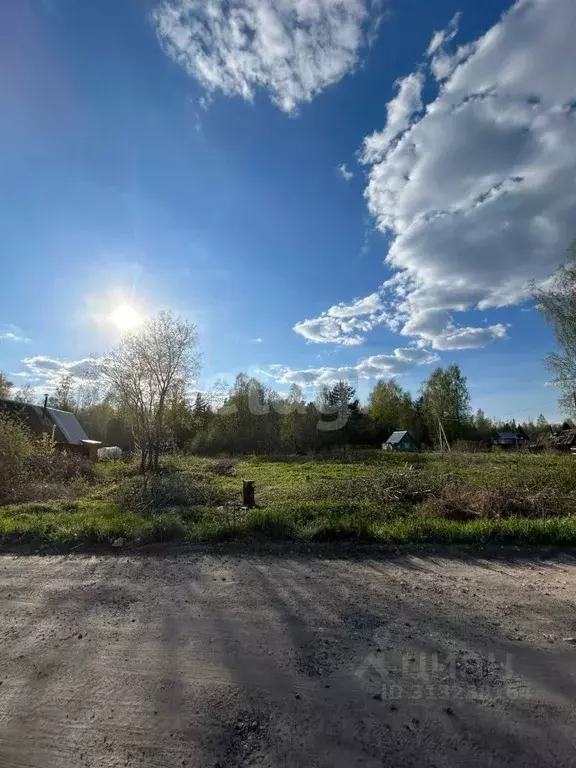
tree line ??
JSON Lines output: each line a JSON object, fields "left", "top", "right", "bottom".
{"left": 4, "top": 241, "right": 576, "bottom": 471}
{"left": 0, "top": 355, "right": 562, "bottom": 459}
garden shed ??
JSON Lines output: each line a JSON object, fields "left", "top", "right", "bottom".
{"left": 382, "top": 430, "right": 418, "bottom": 451}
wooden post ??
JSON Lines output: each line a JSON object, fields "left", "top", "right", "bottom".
{"left": 243, "top": 480, "right": 256, "bottom": 508}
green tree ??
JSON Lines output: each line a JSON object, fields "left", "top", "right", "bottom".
{"left": 369, "top": 380, "right": 411, "bottom": 440}
{"left": 474, "top": 408, "right": 493, "bottom": 441}
{"left": 280, "top": 384, "right": 308, "bottom": 453}
{"left": 323, "top": 381, "right": 364, "bottom": 452}
{"left": 421, "top": 365, "right": 471, "bottom": 445}
{"left": 535, "top": 413, "right": 550, "bottom": 435}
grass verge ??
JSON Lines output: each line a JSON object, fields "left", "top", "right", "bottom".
{"left": 2, "top": 499, "right": 576, "bottom": 550}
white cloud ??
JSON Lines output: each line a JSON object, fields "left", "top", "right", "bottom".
{"left": 152, "top": 0, "right": 382, "bottom": 113}
{"left": 337, "top": 163, "right": 354, "bottom": 181}
{"left": 0, "top": 325, "right": 30, "bottom": 343}
{"left": 362, "top": 71, "right": 424, "bottom": 162}
{"left": 20, "top": 356, "right": 95, "bottom": 391}
{"left": 363, "top": 0, "right": 576, "bottom": 342}
{"left": 293, "top": 316, "right": 367, "bottom": 346}
{"left": 292, "top": 0, "right": 576, "bottom": 362}
{"left": 291, "top": 0, "right": 575, "bottom": 359}
{"left": 400, "top": 308, "right": 508, "bottom": 350}
{"left": 327, "top": 292, "right": 383, "bottom": 318}
{"left": 250, "top": 337, "right": 263, "bottom": 343}
{"left": 269, "top": 346, "right": 438, "bottom": 386}
{"left": 426, "top": 13, "right": 460, "bottom": 56}
{"left": 294, "top": 292, "right": 385, "bottom": 345}
{"left": 425, "top": 12, "right": 475, "bottom": 81}
{"left": 9, "top": 372, "right": 40, "bottom": 379}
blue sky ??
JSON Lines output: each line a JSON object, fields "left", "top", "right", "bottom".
{"left": 1, "top": 0, "right": 574, "bottom": 421}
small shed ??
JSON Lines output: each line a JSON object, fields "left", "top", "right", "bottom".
{"left": 0, "top": 398, "right": 101, "bottom": 459}
{"left": 383, "top": 430, "right": 418, "bottom": 451}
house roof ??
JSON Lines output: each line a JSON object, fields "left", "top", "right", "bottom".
{"left": 386, "top": 430, "right": 410, "bottom": 445}
{"left": 551, "top": 428, "right": 576, "bottom": 448}
{"left": 494, "top": 431, "right": 519, "bottom": 440}
{"left": 0, "top": 399, "right": 89, "bottom": 445}
{"left": 49, "top": 407, "right": 88, "bottom": 444}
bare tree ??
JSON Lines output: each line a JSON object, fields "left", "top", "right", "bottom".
{"left": 50, "top": 374, "right": 76, "bottom": 411}
{"left": 534, "top": 245, "right": 576, "bottom": 417}
{"left": 13, "top": 384, "right": 35, "bottom": 404}
{"left": 96, "top": 311, "right": 200, "bottom": 472}
{"left": 0, "top": 372, "right": 13, "bottom": 399}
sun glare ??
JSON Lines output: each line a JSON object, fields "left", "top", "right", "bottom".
{"left": 110, "top": 303, "right": 142, "bottom": 332}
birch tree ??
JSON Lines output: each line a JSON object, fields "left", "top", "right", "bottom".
{"left": 534, "top": 245, "right": 576, "bottom": 417}
{"left": 97, "top": 311, "right": 200, "bottom": 472}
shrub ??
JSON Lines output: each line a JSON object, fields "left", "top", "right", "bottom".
{"left": 421, "top": 485, "right": 573, "bottom": 520}
{"left": 206, "top": 459, "right": 237, "bottom": 476}
{"left": 0, "top": 414, "right": 37, "bottom": 504}
{"left": 311, "top": 466, "right": 446, "bottom": 506}
{"left": 29, "top": 450, "right": 96, "bottom": 482}
{"left": 115, "top": 472, "right": 214, "bottom": 514}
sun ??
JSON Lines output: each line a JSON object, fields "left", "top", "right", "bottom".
{"left": 110, "top": 303, "right": 142, "bottom": 332}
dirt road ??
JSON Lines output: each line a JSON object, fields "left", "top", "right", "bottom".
{"left": 1, "top": 548, "right": 576, "bottom": 767}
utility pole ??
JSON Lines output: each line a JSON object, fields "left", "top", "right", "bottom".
{"left": 439, "top": 419, "right": 451, "bottom": 452}
{"left": 437, "top": 417, "right": 451, "bottom": 452}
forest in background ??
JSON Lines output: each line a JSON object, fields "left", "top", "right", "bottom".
{"left": 0, "top": 364, "right": 565, "bottom": 457}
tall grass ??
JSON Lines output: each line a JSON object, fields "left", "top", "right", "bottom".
{"left": 2, "top": 451, "right": 576, "bottom": 549}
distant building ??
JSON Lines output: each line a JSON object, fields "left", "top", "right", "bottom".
{"left": 382, "top": 430, "right": 418, "bottom": 451}
{"left": 550, "top": 428, "right": 576, "bottom": 452}
{"left": 492, "top": 431, "right": 528, "bottom": 448}
{"left": 0, "top": 397, "right": 101, "bottom": 459}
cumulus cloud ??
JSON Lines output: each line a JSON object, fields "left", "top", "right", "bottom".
{"left": 425, "top": 12, "right": 474, "bottom": 81}
{"left": 269, "top": 346, "right": 438, "bottom": 386}
{"left": 294, "top": 292, "right": 385, "bottom": 345}
{"left": 362, "top": 71, "right": 424, "bottom": 161}
{"left": 295, "top": 0, "right": 576, "bottom": 359}
{"left": 153, "top": 0, "right": 382, "bottom": 113}
{"left": 426, "top": 12, "right": 460, "bottom": 56}
{"left": 337, "top": 163, "right": 354, "bottom": 181}
{"left": 19, "top": 356, "right": 95, "bottom": 391}
{"left": 0, "top": 325, "right": 30, "bottom": 343}
{"left": 400, "top": 308, "right": 508, "bottom": 350}
{"left": 365, "top": 0, "right": 576, "bottom": 321}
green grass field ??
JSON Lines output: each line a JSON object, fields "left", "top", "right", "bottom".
{"left": 1, "top": 451, "right": 576, "bottom": 549}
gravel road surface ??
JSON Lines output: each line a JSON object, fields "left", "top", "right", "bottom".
{"left": 1, "top": 549, "right": 576, "bottom": 767}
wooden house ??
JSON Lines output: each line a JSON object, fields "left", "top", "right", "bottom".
{"left": 382, "top": 430, "right": 418, "bottom": 451}
{"left": 0, "top": 397, "right": 101, "bottom": 459}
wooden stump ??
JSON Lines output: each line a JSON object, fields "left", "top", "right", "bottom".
{"left": 243, "top": 480, "right": 256, "bottom": 509}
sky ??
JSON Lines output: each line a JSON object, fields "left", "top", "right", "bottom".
{"left": 1, "top": 0, "right": 575, "bottom": 422}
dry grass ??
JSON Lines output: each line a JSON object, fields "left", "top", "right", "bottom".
{"left": 2, "top": 450, "right": 576, "bottom": 549}
{"left": 421, "top": 485, "right": 573, "bottom": 520}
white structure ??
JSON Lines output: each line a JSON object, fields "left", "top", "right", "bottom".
{"left": 97, "top": 446, "right": 123, "bottom": 461}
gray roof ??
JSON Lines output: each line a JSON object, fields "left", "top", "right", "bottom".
{"left": 0, "top": 399, "right": 88, "bottom": 445}
{"left": 494, "top": 432, "right": 518, "bottom": 440}
{"left": 386, "top": 430, "right": 409, "bottom": 445}
{"left": 48, "top": 407, "right": 88, "bottom": 445}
